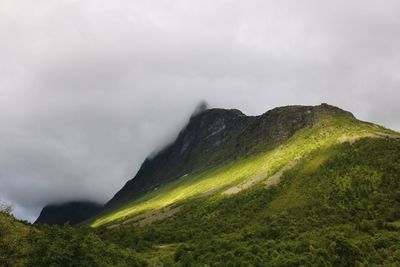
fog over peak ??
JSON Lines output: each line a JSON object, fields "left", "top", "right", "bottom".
{"left": 1, "top": 0, "right": 400, "bottom": 221}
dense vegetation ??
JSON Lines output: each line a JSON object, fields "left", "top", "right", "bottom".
{"left": 99, "top": 138, "right": 400, "bottom": 266}
{"left": 0, "top": 206, "right": 146, "bottom": 266}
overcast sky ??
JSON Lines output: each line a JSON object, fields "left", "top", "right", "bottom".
{"left": 1, "top": 0, "right": 400, "bottom": 222}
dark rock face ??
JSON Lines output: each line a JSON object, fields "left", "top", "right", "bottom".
{"left": 35, "top": 201, "right": 102, "bottom": 226}
{"left": 105, "top": 104, "right": 354, "bottom": 209}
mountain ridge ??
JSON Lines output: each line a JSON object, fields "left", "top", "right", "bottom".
{"left": 104, "top": 103, "right": 354, "bottom": 210}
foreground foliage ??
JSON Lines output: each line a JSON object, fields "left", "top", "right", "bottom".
{"left": 0, "top": 210, "right": 147, "bottom": 266}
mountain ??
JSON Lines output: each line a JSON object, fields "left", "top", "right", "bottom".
{"left": 91, "top": 103, "right": 398, "bottom": 227}
{"left": 35, "top": 201, "right": 102, "bottom": 226}
{"left": 105, "top": 103, "right": 353, "bottom": 210}
{"left": 83, "top": 103, "right": 400, "bottom": 266}
{"left": 4, "top": 103, "right": 400, "bottom": 266}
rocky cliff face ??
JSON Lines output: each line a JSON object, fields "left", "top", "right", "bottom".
{"left": 35, "top": 201, "right": 102, "bottom": 226}
{"left": 105, "top": 103, "right": 354, "bottom": 209}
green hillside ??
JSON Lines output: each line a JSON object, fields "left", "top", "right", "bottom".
{"left": 88, "top": 107, "right": 400, "bottom": 266}
{"left": 114, "top": 138, "right": 400, "bottom": 266}
{"left": 98, "top": 137, "right": 400, "bottom": 266}
{"left": 91, "top": 111, "right": 397, "bottom": 228}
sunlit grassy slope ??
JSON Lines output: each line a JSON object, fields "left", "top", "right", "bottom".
{"left": 91, "top": 115, "right": 397, "bottom": 227}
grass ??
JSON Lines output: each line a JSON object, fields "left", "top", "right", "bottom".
{"left": 91, "top": 115, "right": 398, "bottom": 227}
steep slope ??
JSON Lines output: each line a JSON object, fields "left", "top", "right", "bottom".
{"left": 35, "top": 201, "right": 102, "bottom": 226}
{"left": 105, "top": 103, "right": 352, "bottom": 209}
{"left": 105, "top": 108, "right": 252, "bottom": 209}
{"left": 92, "top": 103, "right": 396, "bottom": 227}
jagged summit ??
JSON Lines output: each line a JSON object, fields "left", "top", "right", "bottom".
{"left": 104, "top": 103, "right": 355, "bottom": 209}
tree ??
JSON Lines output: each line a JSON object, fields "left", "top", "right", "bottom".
{"left": 0, "top": 202, "right": 13, "bottom": 215}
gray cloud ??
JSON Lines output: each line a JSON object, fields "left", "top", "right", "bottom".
{"left": 1, "top": 0, "right": 399, "bottom": 221}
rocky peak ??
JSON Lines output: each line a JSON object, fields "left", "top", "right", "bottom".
{"left": 104, "top": 103, "right": 356, "bottom": 209}
{"left": 179, "top": 108, "right": 248, "bottom": 152}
